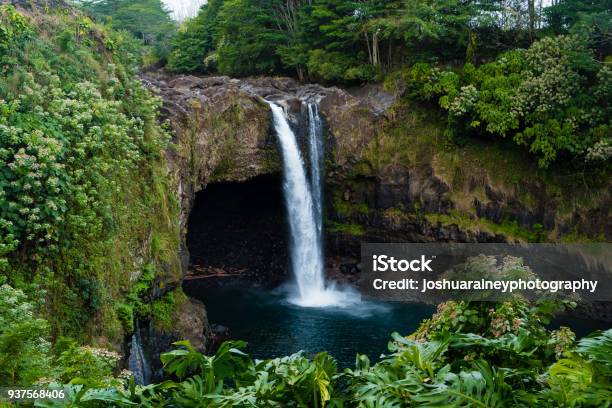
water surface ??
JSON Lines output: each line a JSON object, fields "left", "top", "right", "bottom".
{"left": 187, "top": 284, "right": 435, "bottom": 368}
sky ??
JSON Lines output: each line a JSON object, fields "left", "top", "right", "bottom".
{"left": 161, "top": 0, "right": 206, "bottom": 21}
{"left": 160, "top": 0, "right": 556, "bottom": 22}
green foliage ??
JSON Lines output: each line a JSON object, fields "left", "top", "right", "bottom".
{"left": 576, "top": 330, "right": 612, "bottom": 377}
{"left": 343, "top": 301, "right": 605, "bottom": 407}
{"left": 542, "top": 330, "right": 612, "bottom": 407}
{"left": 0, "top": 7, "right": 180, "bottom": 343}
{"left": 114, "top": 264, "right": 154, "bottom": 333}
{"left": 326, "top": 221, "right": 366, "bottom": 236}
{"left": 164, "top": 0, "right": 504, "bottom": 82}
{"left": 0, "top": 5, "right": 33, "bottom": 56}
{"left": 151, "top": 288, "right": 187, "bottom": 331}
{"left": 215, "top": 0, "right": 286, "bottom": 76}
{"left": 54, "top": 339, "right": 340, "bottom": 407}
{"left": 0, "top": 283, "right": 135, "bottom": 389}
{"left": 0, "top": 283, "right": 50, "bottom": 386}
{"left": 166, "top": 0, "right": 223, "bottom": 73}
{"left": 164, "top": 0, "right": 610, "bottom": 84}
{"left": 115, "top": 302, "right": 135, "bottom": 334}
{"left": 54, "top": 342, "right": 121, "bottom": 387}
{"left": 80, "top": 0, "right": 177, "bottom": 64}
{"left": 403, "top": 35, "right": 611, "bottom": 167}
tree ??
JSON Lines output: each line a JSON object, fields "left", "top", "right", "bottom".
{"left": 167, "top": 0, "right": 223, "bottom": 73}
{"left": 215, "top": 0, "right": 286, "bottom": 76}
{"left": 80, "top": 0, "right": 177, "bottom": 61}
{"left": 273, "top": 0, "right": 309, "bottom": 79}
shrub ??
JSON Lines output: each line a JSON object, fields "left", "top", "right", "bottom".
{"left": 0, "top": 7, "right": 175, "bottom": 339}
{"left": 55, "top": 343, "right": 121, "bottom": 387}
{"left": 405, "top": 36, "right": 611, "bottom": 168}
{"left": 0, "top": 283, "right": 50, "bottom": 386}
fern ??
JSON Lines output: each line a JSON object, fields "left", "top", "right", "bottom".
{"left": 577, "top": 329, "right": 612, "bottom": 377}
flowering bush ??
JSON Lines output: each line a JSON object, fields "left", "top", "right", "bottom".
{"left": 0, "top": 7, "right": 175, "bottom": 338}
{"left": 55, "top": 343, "right": 122, "bottom": 386}
{"left": 404, "top": 35, "right": 611, "bottom": 168}
{"left": 0, "top": 73, "right": 160, "bottom": 257}
{"left": 0, "top": 5, "right": 32, "bottom": 56}
{"left": 0, "top": 283, "right": 50, "bottom": 386}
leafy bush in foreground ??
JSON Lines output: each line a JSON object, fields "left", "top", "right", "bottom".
{"left": 0, "top": 283, "right": 50, "bottom": 386}
{"left": 30, "top": 299, "right": 612, "bottom": 407}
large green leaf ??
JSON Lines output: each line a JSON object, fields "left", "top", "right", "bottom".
{"left": 412, "top": 360, "right": 508, "bottom": 408}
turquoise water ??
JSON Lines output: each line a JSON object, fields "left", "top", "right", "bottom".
{"left": 184, "top": 282, "right": 609, "bottom": 368}
{"left": 186, "top": 284, "right": 435, "bottom": 368}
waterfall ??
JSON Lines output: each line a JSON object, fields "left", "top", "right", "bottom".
{"left": 268, "top": 102, "right": 324, "bottom": 302}
{"left": 268, "top": 101, "right": 353, "bottom": 307}
{"left": 128, "top": 325, "right": 152, "bottom": 385}
{"left": 308, "top": 103, "right": 324, "bottom": 240}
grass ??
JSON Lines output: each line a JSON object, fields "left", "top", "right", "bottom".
{"left": 425, "top": 210, "right": 546, "bottom": 242}
{"left": 326, "top": 221, "right": 366, "bottom": 236}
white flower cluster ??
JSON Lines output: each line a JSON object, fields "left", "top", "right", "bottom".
{"left": 1, "top": 69, "right": 166, "bottom": 263}
{"left": 80, "top": 345, "right": 122, "bottom": 363}
{"left": 513, "top": 37, "right": 582, "bottom": 119}
{"left": 586, "top": 139, "right": 612, "bottom": 162}
{"left": 448, "top": 85, "right": 479, "bottom": 117}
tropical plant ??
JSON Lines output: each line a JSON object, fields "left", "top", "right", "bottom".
{"left": 29, "top": 304, "right": 611, "bottom": 407}
{"left": 0, "top": 283, "right": 51, "bottom": 386}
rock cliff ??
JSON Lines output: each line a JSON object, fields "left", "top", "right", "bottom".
{"left": 144, "top": 72, "right": 610, "bottom": 265}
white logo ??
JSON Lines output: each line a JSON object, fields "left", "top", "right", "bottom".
{"left": 372, "top": 255, "right": 434, "bottom": 272}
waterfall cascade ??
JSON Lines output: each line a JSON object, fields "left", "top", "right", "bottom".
{"left": 128, "top": 325, "right": 152, "bottom": 385}
{"left": 268, "top": 101, "right": 355, "bottom": 307}
{"left": 307, "top": 103, "right": 324, "bottom": 239}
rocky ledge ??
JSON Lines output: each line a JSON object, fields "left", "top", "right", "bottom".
{"left": 142, "top": 72, "right": 609, "bottom": 262}
{"left": 141, "top": 72, "right": 394, "bottom": 227}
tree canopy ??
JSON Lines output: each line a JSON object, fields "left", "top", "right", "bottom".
{"left": 165, "top": 0, "right": 611, "bottom": 168}
{"left": 81, "top": 0, "right": 177, "bottom": 62}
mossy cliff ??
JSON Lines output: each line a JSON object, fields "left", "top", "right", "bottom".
{"left": 325, "top": 98, "right": 610, "bottom": 253}
{"left": 0, "top": 3, "right": 201, "bottom": 357}
{"left": 149, "top": 73, "right": 610, "bottom": 258}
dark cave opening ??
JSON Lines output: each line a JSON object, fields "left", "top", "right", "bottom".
{"left": 186, "top": 174, "right": 289, "bottom": 285}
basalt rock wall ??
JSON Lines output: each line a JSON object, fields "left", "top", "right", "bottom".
{"left": 144, "top": 72, "right": 610, "bottom": 271}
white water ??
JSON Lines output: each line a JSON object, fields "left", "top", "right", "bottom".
{"left": 128, "top": 325, "right": 152, "bottom": 385}
{"left": 308, "top": 103, "right": 324, "bottom": 239}
{"left": 268, "top": 102, "right": 356, "bottom": 307}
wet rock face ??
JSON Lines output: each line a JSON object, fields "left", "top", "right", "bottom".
{"left": 146, "top": 70, "right": 610, "bottom": 267}
{"left": 142, "top": 72, "right": 390, "bottom": 227}
{"left": 372, "top": 165, "right": 452, "bottom": 213}
{"left": 173, "top": 298, "right": 212, "bottom": 351}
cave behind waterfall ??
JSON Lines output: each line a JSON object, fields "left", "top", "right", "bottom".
{"left": 186, "top": 174, "right": 289, "bottom": 284}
